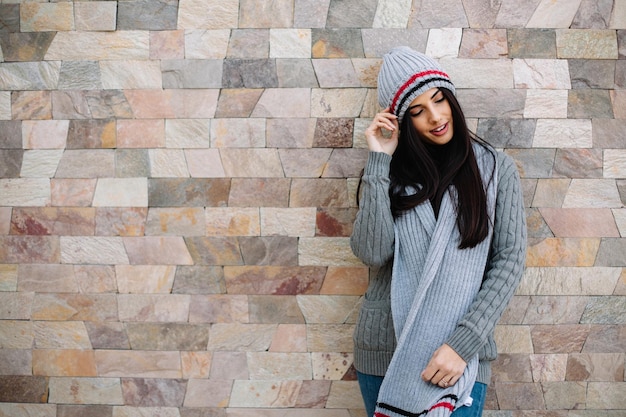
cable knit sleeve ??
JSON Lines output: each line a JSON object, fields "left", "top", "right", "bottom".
{"left": 350, "top": 151, "right": 395, "bottom": 267}
{"left": 445, "top": 151, "right": 527, "bottom": 362}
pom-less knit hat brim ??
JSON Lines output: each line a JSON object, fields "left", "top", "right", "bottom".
{"left": 377, "top": 46, "right": 455, "bottom": 124}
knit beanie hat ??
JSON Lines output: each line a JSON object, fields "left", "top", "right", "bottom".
{"left": 378, "top": 46, "right": 456, "bottom": 124}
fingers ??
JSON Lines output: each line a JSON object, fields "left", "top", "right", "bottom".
{"left": 421, "top": 344, "right": 467, "bottom": 388}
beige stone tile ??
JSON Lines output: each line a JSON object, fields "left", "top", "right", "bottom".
{"left": 184, "top": 29, "right": 230, "bottom": 59}
{"left": 533, "top": 119, "right": 591, "bottom": 148}
{"left": 614, "top": 209, "right": 626, "bottom": 237}
{"left": 32, "top": 349, "right": 97, "bottom": 377}
{"left": 208, "top": 323, "right": 276, "bottom": 351}
{"left": 124, "top": 89, "right": 218, "bottom": 119}
{"left": 542, "top": 381, "right": 587, "bottom": 410}
{"left": 230, "top": 380, "right": 302, "bottom": 408}
{"left": 610, "top": 1, "right": 626, "bottom": 28}
{"left": 270, "top": 29, "right": 311, "bottom": 58}
{"left": 92, "top": 178, "right": 148, "bottom": 208}
{"left": 210, "top": 118, "right": 266, "bottom": 147}
{"left": 31, "top": 293, "right": 117, "bottom": 322}
{"left": 20, "top": 150, "right": 63, "bottom": 178}
{"left": 74, "top": 1, "right": 117, "bottom": 31}
{"left": 0, "top": 92, "right": 10, "bottom": 120}
{"left": 247, "top": 352, "right": 312, "bottom": 380}
{"left": 557, "top": 29, "right": 618, "bottom": 59}
{"left": 526, "top": 0, "right": 582, "bottom": 28}
{"left": 17, "top": 264, "right": 78, "bottom": 293}
{"left": 48, "top": 377, "right": 123, "bottom": 405}
{"left": 310, "top": 88, "right": 367, "bottom": 118}
{"left": 210, "top": 351, "right": 249, "bottom": 380}
{"left": 100, "top": 60, "right": 162, "bottom": 89}
{"left": 74, "top": 265, "right": 117, "bottom": 293}
{"left": 45, "top": 31, "right": 149, "bottom": 60}
{"left": 220, "top": 148, "right": 283, "bottom": 177}
{"left": 604, "top": 149, "right": 626, "bottom": 178}
{"left": 307, "top": 324, "right": 355, "bottom": 352}
{"left": 540, "top": 208, "right": 620, "bottom": 237}
{"left": 260, "top": 207, "right": 317, "bottom": 237}
{"left": 563, "top": 179, "right": 622, "bottom": 208}
{"left": 95, "top": 350, "right": 181, "bottom": 378}
{"left": 494, "top": 325, "right": 533, "bottom": 353}
{"left": 278, "top": 148, "right": 332, "bottom": 178}
{"left": 60, "top": 236, "right": 129, "bottom": 265}
{"left": 189, "top": 294, "right": 249, "bottom": 323}
{"left": 177, "top": 0, "right": 239, "bottom": 29}
{"left": 117, "top": 294, "right": 190, "bottom": 322}
{"left": 145, "top": 207, "right": 205, "bottom": 237}
{"left": 566, "top": 353, "right": 625, "bottom": 381}
{"left": 513, "top": 59, "right": 571, "bottom": 89}
{"left": 205, "top": 207, "right": 260, "bottom": 236}
{"left": 320, "top": 266, "right": 368, "bottom": 295}
{"left": 33, "top": 321, "right": 91, "bottom": 349}
{"left": 0, "top": 264, "right": 18, "bottom": 292}
{"left": 253, "top": 88, "right": 312, "bottom": 118}
{"left": 587, "top": 382, "right": 626, "bottom": 408}
{"left": 149, "top": 149, "right": 189, "bottom": 178}
{"left": 298, "top": 237, "right": 362, "bottom": 266}
{"left": 165, "top": 118, "right": 210, "bottom": 148}
{"left": 296, "top": 295, "right": 360, "bottom": 324}
{"left": 239, "top": 0, "right": 294, "bottom": 28}
{"left": 112, "top": 407, "right": 180, "bottom": 417}
{"left": 183, "top": 379, "right": 231, "bottom": 407}
{"left": 459, "top": 29, "right": 508, "bottom": 59}
{"left": 526, "top": 238, "right": 599, "bottom": 267}
{"left": 0, "top": 292, "right": 33, "bottom": 320}
{"left": 115, "top": 265, "right": 176, "bottom": 294}
{"left": 20, "top": 2, "right": 74, "bottom": 32}
{"left": 326, "top": 381, "right": 364, "bottom": 409}
{"left": 518, "top": 267, "right": 621, "bottom": 296}
{"left": 0, "top": 320, "right": 33, "bottom": 349}
{"left": 311, "top": 352, "right": 354, "bottom": 380}
{"left": 532, "top": 178, "right": 570, "bottom": 208}
{"left": 522, "top": 295, "right": 588, "bottom": 325}
{"left": 610, "top": 90, "right": 626, "bottom": 119}
{"left": 312, "top": 59, "right": 361, "bottom": 88}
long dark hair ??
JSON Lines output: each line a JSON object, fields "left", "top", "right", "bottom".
{"left": 389, "top": 88, "right": 494, "bottom": 249}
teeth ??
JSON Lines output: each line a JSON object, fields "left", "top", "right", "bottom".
{"left": 434, "top": 124, "right": 445, "bottom": 132}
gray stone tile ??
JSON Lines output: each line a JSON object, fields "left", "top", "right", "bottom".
{"left": 67, "top": 120, "right": 116, "bottom": 149}
{"left": 57, "top": 405, "right": 114, "bottom": 417}
{"left": 115, "top": 149, "right": 150, "bottom": 178}
{"left": 172, "top": 266, "right": 225, "bottom": 295}
{"left": 410, "top": 0, "right": 469, "bottom": 28}
{"left": 505, "top": 148, "right": 556, "bottom": 179}
{"left": 312, "top": 59, "right": 360, "bottom": 88}
{"left": 0, "top": 61, "right": 61, "bottom": 90}
{"left": 594, "top": 239, "right": 626, "bottom": 268}
{"left": 0, "top": 150, "right": 23, "bottom": 178}
{"left": 553, "top": 148, "right": 603, "bottom": 178}
{"left": 149, "top": 179, "right": 231, "bottom": 208}
{"left": 616, "top": 60, "right": 626, "bottom": 88}
{"left": 0, "top": 32, "right": 56, "bottom": 62}
{"left": 239, "top": 236, "right": 298, "bottom": 266}
{"left": 222, "top": 59, "right": 278, "bottom": 88}
{"left": 461, "top": 0, "right": 502, "bottom": 28}
{"left": 227, "top": 29, "right": 269, "bottom": 59}
{"left": 84, "top": 321, "right": 130, "bottom": 349}
{"left": 58, "top": 60, "right": 102, "bottom": 90}
{"left": 0, "top": 4, "right": 20, "bottom": 33}
{"left": 56, "top": 150, "right": 116, "bottom": 179}
{"left": 326, "top": 0, "right": 377, "bottom": 28}
{"left": 507, "top": 28, "right": 556, "bottom": 59}
{"left": 619, "top": 30, "right": 626, "bottom": 59}
{"left": 121, "top": 378, "right": 187, "bottom": 407}
{"left": 361, "top": 28, "right": 429, "bottom": 58}
{"left": 568, "top": 89, "right": 614, "bottom": 118}
{"left": 84, "top": 90, "right": 134, "bottom": 119}
{"left": 0, "top": 121, "right": 22, "bottom": 148}
{"left": 294, "top": 0, "right": 330, "bottom": 28}
{"left": 126, "top": 323, "right": 209, "bottom": 351}
{"left": 477, "top": 118, "right": 536, "bottom": 148}
{"left": 569, "top": 59, "right": 616, "bottom": 89}
{"left": 117, "top": 0, "right": 178, "bottom": 30}
{"left": 495, "top": 0, "right": 541, "bottom": 28}
{"left": 581, "top": 296, "right": 626, "bottom": 322}
{"left": 571, "top": 0, "right": 613, "bottom": 29}
{"left": 51, "top": 91, "right": 92, "bottom": 120}
{"left": 456, "top": 88, "right": 526, "bottom": 118}
{"left": 276, "top": 59, "right": 318, "bottom": 88}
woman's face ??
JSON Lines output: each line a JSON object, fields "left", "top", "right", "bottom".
{"left": 406, "top": 87, "right": 454, "bottom": 146}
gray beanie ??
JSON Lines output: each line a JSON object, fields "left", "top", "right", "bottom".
{"left": 377, "top": 46, "right": 456, "bottom": 124}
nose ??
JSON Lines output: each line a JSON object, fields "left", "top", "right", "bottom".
{"left": 429, "top": 108, "right": 441, "bottom": 124}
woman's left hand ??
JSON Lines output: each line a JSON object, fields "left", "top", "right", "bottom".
{"left": 421, "top": 344, "right": 467, "bottom": 388}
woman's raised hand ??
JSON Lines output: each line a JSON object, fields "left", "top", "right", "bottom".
{"left": 364, "top": 108, "right": 399, "bottom": 156}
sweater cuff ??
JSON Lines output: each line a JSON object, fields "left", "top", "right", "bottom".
{"left": 446, "top": 326, "right": 482, "bottom": 363}
{"left": 364, "top": 151, "right": 392, "bottom": 177}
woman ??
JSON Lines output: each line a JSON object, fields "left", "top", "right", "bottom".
{"left": 350, "top": 46, "right": 527, "bottom": 417}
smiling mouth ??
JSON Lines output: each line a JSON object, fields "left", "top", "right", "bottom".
{"left": 431, "top": 123, "right": 448, "bottom": 136}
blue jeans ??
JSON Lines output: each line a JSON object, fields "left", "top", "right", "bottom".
{"left": 357, "top": 371, "right": 487, "bottom": 417}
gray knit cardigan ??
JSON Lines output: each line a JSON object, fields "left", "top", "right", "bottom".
{"left": 350, "top": 147, "right": 527, "bottom": 386}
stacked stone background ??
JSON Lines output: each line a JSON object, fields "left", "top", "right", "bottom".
{"left": 0, "top": 0, "right": 625, "bottom": 415}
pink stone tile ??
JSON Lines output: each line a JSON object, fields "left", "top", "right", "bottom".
{"left": 0, "top": 208, "right": 11, "bottom": 235}
{"left": 22, "top": 120, "right": 69, "bottom": 149}
{"left": 185, "top": 149, "right": 226, "bottom": 177}
{"left": 224, "top": 266, "right": 326, "bottom": 295}
{"left": 10, "top": 207, "right": 95, "bottom": 236}
{"left": 189, "top": 294, "right": 248, "bottom": 323}
{"left": 269, "top": 324, "right": 307, "bottom": 352}
{"left": 123, "top": 236, "right": 193, "bottom": 265}
{"left": 540, "top": 208, "right": 620, "bottom": 238}
{"left": 32, "top": 349, "right": 97, "bottom": 377}
{"left": 0, "top": 236, "right": 60, "bottom": 264}
{"left": 74, "top": 265, "right": 116, "bottom": 293}
{"left": 183, "top": 379, "right": 231, "bottom": 408}
{"left": 95, "top": 208, "right": 147, "bottom": 237}
{"left": 11, "top": 91, "right": 52, "bottom": 120}
{"left": 31, "top": 293, "right": 117, "bottom": 321}
{"left": 210, "top": 351, "right": 249, "bottom": 380}
{"left": 320, "top": 266, "right": 368, "bottom": 295}
{"left": 116, "top": 119, "right": 165, "bottom": 148}
{"left": 150, "top": 30, "right": 184, "bottom": 59}
{"left": 181, "top": 351, "right": 212, "bottom": 379}
{"left": 50, "top": 179, "right": 97, "bottom": 207}
{"left": 124, "top": 89, "right": 218, "bottom": 119}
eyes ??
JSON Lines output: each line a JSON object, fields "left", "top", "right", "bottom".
{"left": 409, "top": 92, "right": 446, "bottom": 118}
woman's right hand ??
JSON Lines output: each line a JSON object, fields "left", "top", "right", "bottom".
{"left": 364, "top": 108, "right": 399, "bottom": 156}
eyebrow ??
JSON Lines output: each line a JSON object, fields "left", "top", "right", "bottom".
{"left": 407, "top": 89, "right": 441, "bottom": 111}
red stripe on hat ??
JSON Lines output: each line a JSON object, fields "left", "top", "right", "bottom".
{"left": 390, "top": 69, "right": 450, "bottom": 114}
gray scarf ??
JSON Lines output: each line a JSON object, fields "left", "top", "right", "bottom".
{"left": 375, "top": 143, "right": 498, "bottom": 417}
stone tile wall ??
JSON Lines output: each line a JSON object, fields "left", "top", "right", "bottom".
{"left": 0, "top": 0, "right": 625, "bottom": 416}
